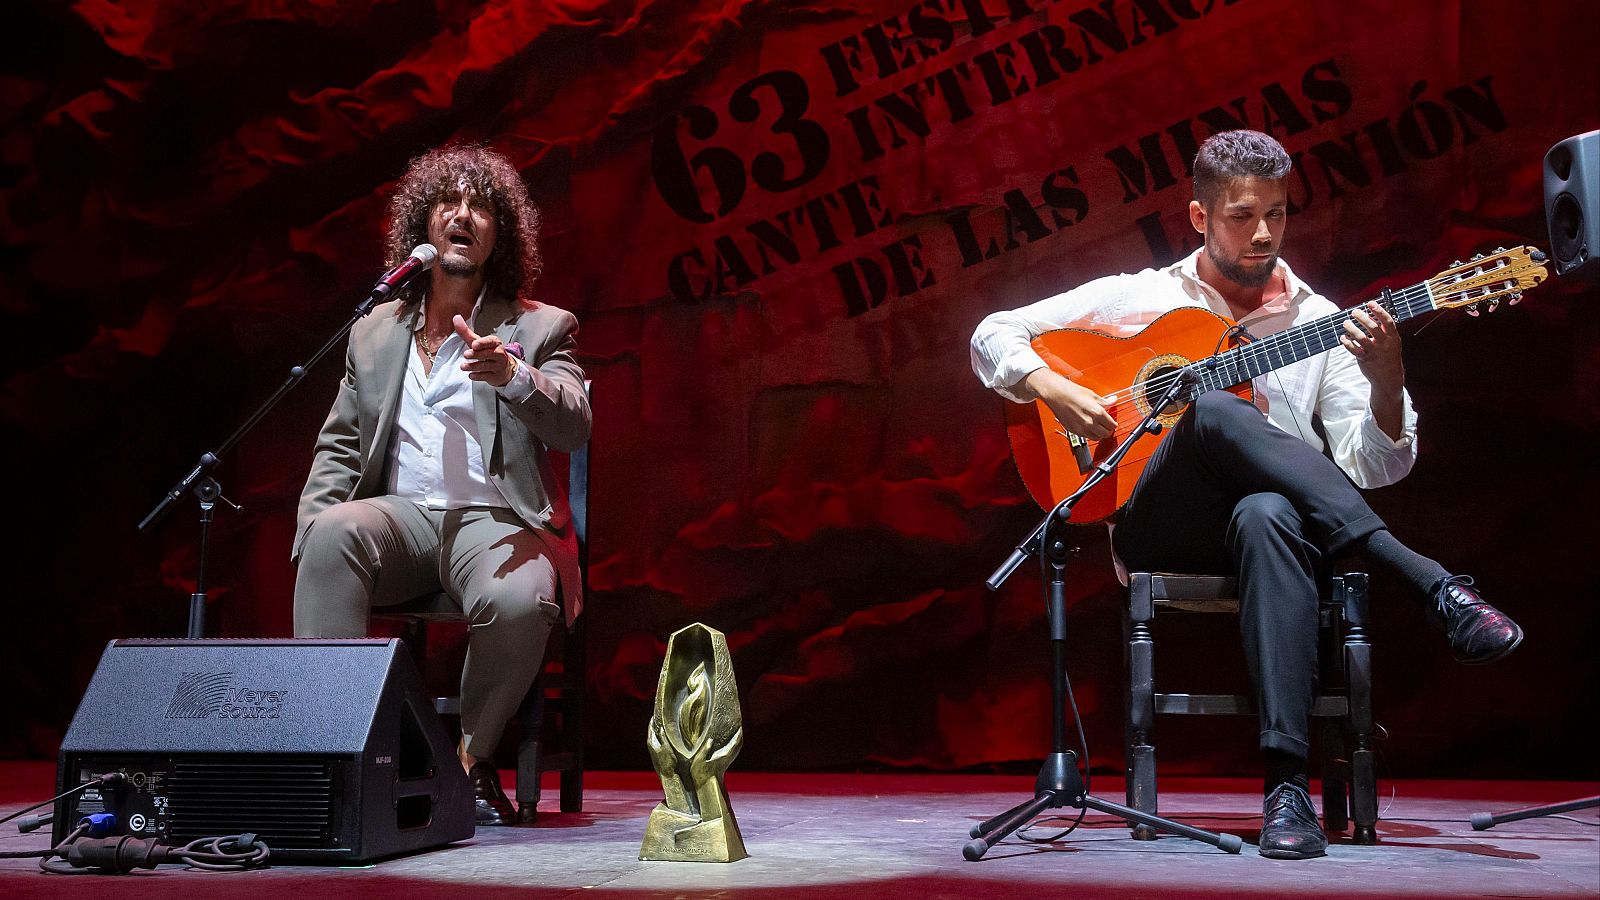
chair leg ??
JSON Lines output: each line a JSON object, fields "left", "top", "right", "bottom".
{"left": 1316, "top": 593, "right": 1350, "bottom": 834}
{"left": 1126, "top": 576, "right": 1157, "bottom": 840}
{"left": 1319, "top": 716, "right": 1350, "bottom": 833}
{"left": 559, "top": 619, "right": 586, "bottom": 813}
{"left": 515, "top": 673, "right": 546, "bottom": 822}
{"left": 554, "top": 673, "right": 584, "bottom": 813}
{"left": 400, "top": 620, "right": 428, "bottom": 667}
{"left": 1343, "top": 575, "right": 1378, "bottom": 845}
{"left": 1347, "top": 635, "right": 1378, "bottom": 844}
{"left": 1350, "top": 746, "right": 1377, "bottom": 844}
{"left": 559, "top": 768, "right": 583, "bottom": 814}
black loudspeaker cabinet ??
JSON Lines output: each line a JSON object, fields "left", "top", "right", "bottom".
{"left": 54, "top": 639, "right": 474, "bottom": 863}
{"left": 1544, "top": 130, "right": 1600, "bottom": 279}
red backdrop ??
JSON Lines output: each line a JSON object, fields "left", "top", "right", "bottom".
{"left": 2, "top": 0, "right": 1596, "bottom": 777}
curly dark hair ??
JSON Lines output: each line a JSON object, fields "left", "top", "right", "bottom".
{"left": 383, "top": 145, "right": 542, "bottom": 306}
{"left": 1192, "top": 130, "right": 1292, "bottom": 210}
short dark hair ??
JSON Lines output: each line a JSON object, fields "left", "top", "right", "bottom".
{"left": 384, "top": 145, "right": 542, "bottom": 305}
{"left": 1192, "top": 130, "right": 1292, "bottom": 209}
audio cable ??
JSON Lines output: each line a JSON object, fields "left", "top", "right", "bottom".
{"left": 2, "top": 771, "right": 126, "bottom": 830}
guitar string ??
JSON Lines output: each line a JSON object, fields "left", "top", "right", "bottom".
{"left": 1093, "top": 303, "right": 1405, "bottom": 435}
{"left": 1090, "top": 281, "right": 1436, "bottom": 411}
{"left": 1046, "top": 261, "right": 1530, "bottom": 440}
{"left": 1070, "top": 273, "right": 1516, "bottom": 436}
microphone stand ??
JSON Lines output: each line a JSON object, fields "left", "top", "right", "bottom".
{"left": 139, "top": 284, "right": 401, "bottom": 638}
{"left": 965, "top": 369, "right": 1242, "bottom": 860}
{"left": 1467, "top": 250, "right": 1596, "bottom": 835}
{"left": 1469, "top": 796, "right": 1600, "bottom": 832}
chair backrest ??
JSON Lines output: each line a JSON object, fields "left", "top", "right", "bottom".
{"left": 568, "top": 380, "right": 592, "bottom": 558}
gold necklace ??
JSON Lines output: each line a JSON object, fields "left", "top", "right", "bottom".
{"left": 416, "top": 330, "right": 443, "bottom": 362}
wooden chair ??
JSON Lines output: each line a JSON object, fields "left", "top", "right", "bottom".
{"left": 1124, "top": 572, "right": 1377, "bottom": 843}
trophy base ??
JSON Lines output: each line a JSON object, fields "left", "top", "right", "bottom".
{"left": 639, "top": 802, "right": 748, "bottom": 863}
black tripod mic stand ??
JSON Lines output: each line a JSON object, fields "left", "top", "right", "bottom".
{"left": 138, "top": 246, "right": 437, "bottom": 637}
{"left": 964, "top": 370, "right": 1243, "bottom": 860}
{"left": 1469, "top": 796, "right": 1599, "bottom": 832}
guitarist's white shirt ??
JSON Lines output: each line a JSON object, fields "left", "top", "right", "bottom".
{"left": 971, "top": 248, "right": 1418, "bottom": 491}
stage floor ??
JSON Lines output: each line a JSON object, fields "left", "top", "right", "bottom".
{"left": 1, "top": 762, "right": 1594, "bottom": 898}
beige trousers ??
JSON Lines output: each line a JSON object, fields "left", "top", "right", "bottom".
{"left": 293, "top": 498, "right": 559, "bottom": 758}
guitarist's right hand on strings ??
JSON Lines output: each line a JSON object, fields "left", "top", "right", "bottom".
{"left": 1022, "top": 368, "right": 1117, "bottom": 441}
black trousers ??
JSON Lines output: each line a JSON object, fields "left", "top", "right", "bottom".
{"left": 1112, "top": 391, "right": 1385, "bottom": 756}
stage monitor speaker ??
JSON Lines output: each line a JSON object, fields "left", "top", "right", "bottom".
{"left": 53, "top": 638, "right": 474, "bottom": 863}
{"left": 1544, "top": 129, "right": 1600, "bottom": 279}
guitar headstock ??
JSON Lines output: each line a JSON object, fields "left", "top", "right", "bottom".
{"left": 1427, "top": 246, "right": 1549, "bottom": 316}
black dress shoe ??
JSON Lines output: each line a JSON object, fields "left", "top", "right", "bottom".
{"left": 1259, "top": 783, "right": 1327, "bottom": 860}
{"left": 1429, "top": 576, "right": 1523, "bottom": 665}
{"left": 470, "top": 762, "right": 515, "bottom": 826}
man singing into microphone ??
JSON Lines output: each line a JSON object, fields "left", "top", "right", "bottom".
{"left": 293, "top": 146, "right": 590, "bottom": 825}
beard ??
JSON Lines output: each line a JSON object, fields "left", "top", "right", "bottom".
{"left": 438, "top": 254, "right": 482, "bottom": 279}
{"left": 1206, "top": 239, "right": 1278, "bottom": 288}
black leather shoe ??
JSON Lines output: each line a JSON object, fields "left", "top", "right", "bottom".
{"left": 1429, "top": 576, "right": 1523, "bottom": 665}
{"left": 1259, "top": 783, "right": 1327, "bottom": 860}
{"left": 470, "top": 762, "right": 515, "bottom": 826}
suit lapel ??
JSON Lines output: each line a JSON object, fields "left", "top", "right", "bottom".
{"left": 366, "top": 305, "right": 417, "bottom": 470}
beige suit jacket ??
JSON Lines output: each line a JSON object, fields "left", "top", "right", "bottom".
{"left": 294, "top": 293, "right": 591, "bottom": 624}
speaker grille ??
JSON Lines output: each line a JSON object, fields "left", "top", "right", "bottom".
{"left": 1553, "top": 193, "right": 1587, "bottom": 269}
{"left": 165, "top": 757, "right": 339, "bottom": 848}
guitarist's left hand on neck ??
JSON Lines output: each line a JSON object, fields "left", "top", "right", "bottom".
{"left": 1342, "top": 300, "right": 1407, "bottom": 441}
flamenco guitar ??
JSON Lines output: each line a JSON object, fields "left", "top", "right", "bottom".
{"left": 1005, "top": 246, "right": 1550, "bottom": 524}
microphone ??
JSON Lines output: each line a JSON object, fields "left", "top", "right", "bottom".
{"left": 367, "top": 243, "right": 438, "bottom": 305}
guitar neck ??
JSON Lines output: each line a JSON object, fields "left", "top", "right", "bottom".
{"left": 1189, "top": 280, "right": 1436, "bottom": 394}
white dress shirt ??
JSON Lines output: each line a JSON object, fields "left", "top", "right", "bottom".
{"left": 970, "top": 249, "right": 1418, "bottom": 490}
{"left": 386, "top": 290, "right": 536, "bottom": 509}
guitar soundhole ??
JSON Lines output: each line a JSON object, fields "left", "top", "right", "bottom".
{"left": 1137, "top": 365, "right": 1189, "bottom": 415}
{"left": 1133, "top": 353, "right": 1195, "bottom": 426}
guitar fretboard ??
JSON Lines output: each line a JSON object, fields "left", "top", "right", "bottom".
{"left": 1187, "top": 281, "right": 1436, "bottom": 397}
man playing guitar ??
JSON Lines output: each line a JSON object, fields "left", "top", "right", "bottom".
{"left": 970, "top": 130, "right": 1522, "bottom": 860}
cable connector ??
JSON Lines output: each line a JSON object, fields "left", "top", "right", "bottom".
{"left": 1, "top": 770, "right": 128, "bottom": 829}
{"left": 64, "top": 835, "right": 173, "bottom": 873}
{"left": 78, "top": 813, "right": 117, "bottom": 838}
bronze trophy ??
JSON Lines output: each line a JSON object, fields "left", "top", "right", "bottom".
{"left": 640, "top": 623, "right": 748, "bottom": 862}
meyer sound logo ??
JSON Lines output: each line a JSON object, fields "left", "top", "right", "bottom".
{"left": 165, "top": 672, "right": 289, "bottom": 721}
{"left": 165, "top": 672, "right": 232, "bottom": 718}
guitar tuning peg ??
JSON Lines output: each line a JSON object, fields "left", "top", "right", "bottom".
{"left": 1509, "top": 291, "right": 1523, "bottom": 305}
{"left": 1452, "top": 260, "right": 1463, "bottom": 267}
{"left": 1466, "top": 303, "right": 1481, "bottom": 317}
{"left": 1471, "top": 253, "right": 1485, "bottom": 261}
{"left": 1494, "top": 246, "right": 1506, "bottom": 253}
{"left": 1486, "top": 298, "right": 1500, "bottom": 313}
